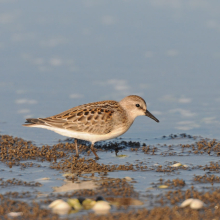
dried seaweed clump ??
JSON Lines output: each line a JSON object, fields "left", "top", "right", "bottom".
{"left": 181, "top": 139, "right": 220, "bottom": 156}
{"left": 0, "top": 135, "right": 67, "bottom": 167}
{"left": 0, "top": 178, "right": 41, "bottom": 187}
{"left": 50, "top": 157, "right": 135, "bottom": 173}
{"left": 194, "top": 174, "right": 220, "bottom": 185}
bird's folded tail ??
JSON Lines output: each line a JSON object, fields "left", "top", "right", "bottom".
{"left": 23, "top": 118, "right": 46, "bottom": 127}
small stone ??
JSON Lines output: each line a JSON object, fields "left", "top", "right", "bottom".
{"left": 63, "top": 173, "right": 74, "bottom": 177}
{"left": 82, "top": 199, "right": 96, "bottom": 209}
{"left": 35, "top": 177, "right": 50, "bottom": 182}
{"left": 117, "top": 154, "right": 128, "bottom": 158}
{"left": 130, "top": 198, "right": 144, "bottom": 206}
{"left": 39, "top": 177, "right": 50, "bottom": 180}
{"left": 171, "top": 162, "right": 182, "bottom": 167}
{"left": 92, "top": 201, "right": 111, "bottom": 214}
{"left": 49, "top": 199, "right": 71, "bottom": 215}
{"left": 67, "top": 198, "right": 83, "bottom": 210}
{"left": 190, "top": 199, "right": 204, "bottom": 209}
{"left": 124, "top": 177, "right": 133, "bottom": 181}
{"left": 180, "top": 198, "right": 194, "bottom": 208}
{"left": 180, "top": 198, "right": 204, "bottom": 209}
{"left": 8, "top": 212, "right": 23, "bottom": 217}
{"left": 49, "top": 199, "right": 63, "bottom": 208}
{"left": 158, "top": 185, "right": 168, "bottom": 189}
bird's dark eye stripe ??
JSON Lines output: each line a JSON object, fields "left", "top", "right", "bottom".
{"left": 136, "top": 104, "right": 140, "bottom": 107}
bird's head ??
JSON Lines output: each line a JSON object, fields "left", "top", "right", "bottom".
{"left": 119, "top": 95, "right": 159, "bottom": 122}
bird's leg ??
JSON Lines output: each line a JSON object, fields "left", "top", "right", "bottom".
{"left": 90, "top": 143, "right": 99, "bottom": 159}
{"left": 115, "top": 148, "right": 119, "bottom": 156}
{"left": 74, "top": 139, "right": 79, "bottom": 157}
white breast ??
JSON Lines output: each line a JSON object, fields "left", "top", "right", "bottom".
{"left": 32, "top": 125, "right": 129, "bottom": 143}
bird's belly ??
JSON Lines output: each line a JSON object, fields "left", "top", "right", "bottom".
{"left": 33, "top": 125, "right": 129, "bottom": 143}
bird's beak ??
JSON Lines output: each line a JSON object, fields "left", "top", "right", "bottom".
{"left": 145, "top": 109, "right": 159, "bottom": 123}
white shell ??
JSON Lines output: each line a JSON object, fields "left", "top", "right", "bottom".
{"left": 190, "top": 199, "right": 204, "bottom": 209}
{"left": 92, "top": 201, "right": 111, "bottom": 214}
{"left": 49, "top": 199, "right": 64, "bottom": 208}
{"left": 171, "top": 162, "right": 182, "bottom": 167}
{"left": 49, "top": 199, "right": 71, "bottom": 215}
{"left": 8, "top": 212, "right": 23, "bottom": 217}
{"left": 180, "top": 198, "right": 194, "bottom": 208}
{"left": 124, "top": 176, "right": 133, "bottom": 181}
{"left": 180, "top": 198, "right": 204, "bottom": 209}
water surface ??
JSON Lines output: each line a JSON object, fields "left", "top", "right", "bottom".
{"left": 0, "top": 0, "right": 220, "bottom": 144}
{"left": 0, "top": 1, "right": 220, "bottom": 216}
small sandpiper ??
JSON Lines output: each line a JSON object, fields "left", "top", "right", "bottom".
{"left": 23, "top": 95, "right": 159, "bottom": 159}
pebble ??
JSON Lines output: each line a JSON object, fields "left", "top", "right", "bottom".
{"left": 117, "top": 154, "right": 128, "bottom": 158}
{"left": 180, "top": 198, "right": 204, "bottom": 209}
{"left": 124, "top": 176, "right": 133, "bottom": 181}
{"left": 171, "top": 162, "right": 182, "bottom": 167}
{"left": 158, "top": 185, "right": 168, "bottom": 189}
{"left": 49, "top": 199, "right": 71, "bottom": 215}
{"left": 62, "top": 173, "right": 75, "bottom": 177}
{"left": 67, "top": 198, "right": 83, "bottom": 210}
{"left": 8, "top": 212, "right": 23, "bottom": 217}
{"left": 92, "top": 201, "right": 111, "bottom": 214}
{"left": 38, "top": 177, "right": 50, "bottom": 180}
{"left": 82, "top": 199, "right": 96, "bottom": 209}
{"left": 180, "top": 198, "right": 194, "bottom": 207}
{"left": 35, "top": 177, "right": 51, "bottom": 182}
{"left": 190, "top": 199, "right": 204, "bottom": 209}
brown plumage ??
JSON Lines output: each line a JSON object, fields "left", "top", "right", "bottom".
{"left": 24, "top": 100, "right": 126, "bottom": 135}
{"left": 23, "top": 95, "right": 159, "bottom": 159}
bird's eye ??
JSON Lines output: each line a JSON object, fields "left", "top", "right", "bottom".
{"left": 136, "top": 104, "right": 140, "bottom": 108}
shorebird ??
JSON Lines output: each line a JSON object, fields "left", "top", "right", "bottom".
{"left": 23, "top": 95, "right": 159, "bottom": 159}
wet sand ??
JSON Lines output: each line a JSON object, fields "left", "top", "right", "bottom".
{"left": 0, "top": 134, "right": 220, "bottom": 219}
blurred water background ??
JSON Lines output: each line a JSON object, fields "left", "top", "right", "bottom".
{"left": 0, "top": 0, "right": 220, "bottom": 145}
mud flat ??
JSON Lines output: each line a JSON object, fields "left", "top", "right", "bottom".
{"left": 0, "top": 134, "right": 220, "bottom": 219}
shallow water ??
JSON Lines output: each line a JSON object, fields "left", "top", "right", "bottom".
{"left": 0, "top": 0, "right": 220, "bottom": 217}
{"left": 1, "top": 134, "right": 220, "bottom": 218}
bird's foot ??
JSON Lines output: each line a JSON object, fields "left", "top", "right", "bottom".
{"left": 115, "top": 148, "right": 119, "bottom": 156}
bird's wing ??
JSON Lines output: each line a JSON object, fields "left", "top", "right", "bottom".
{"left": 39, "top": 100, "right": 122, "bottom": 135}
